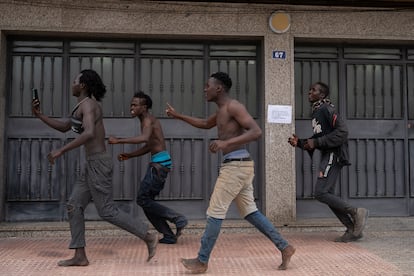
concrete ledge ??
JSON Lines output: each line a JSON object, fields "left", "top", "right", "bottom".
{"left": 1, "top": 217, "right": 412, "bottom": 238}
{"left": 0, "top": 218, "right": 343, "bottom": 238}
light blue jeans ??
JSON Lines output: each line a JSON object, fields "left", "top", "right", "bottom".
{"left": 198, "top": 212, "right": 289, "bottom": 263}
{"left": 197, "top": 159, "right": 290, "bottom": 263}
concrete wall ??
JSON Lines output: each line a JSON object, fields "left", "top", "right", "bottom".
{"left": 0, "top": 0, "right": 413, "bottom": 223}
{"left": 0, "top": 32, "right": 6, "bottom": 221}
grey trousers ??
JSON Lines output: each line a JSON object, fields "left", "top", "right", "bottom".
{"left": 67, "top": 152, "right": 148, "bottom": 249}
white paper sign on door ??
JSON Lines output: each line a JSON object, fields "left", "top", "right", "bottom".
{"left": 267, "top": 105, "right": 292, "bottom": 124}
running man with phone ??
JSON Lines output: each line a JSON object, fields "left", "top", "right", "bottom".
{"left": 32, "top": 69, "right": 158, "bottom": 266}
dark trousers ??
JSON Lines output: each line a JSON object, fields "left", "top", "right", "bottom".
{"left": 136, "top": 164, "right": 185, "bottom": 242}
{"left": 67, "top": 152, "right": 148, "bottom": 249}
{"left": 314, "top": 152, "right": 355, "bottom": 230}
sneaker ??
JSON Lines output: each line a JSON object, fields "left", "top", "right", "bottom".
{"left": 181, "top": 258, "right": 208, "bottom": 274}
{"left": 159, "top": 237, "right": 177, "bottom": 244}
{"left": 353, "top": 208, "right": 369, "bottom": 237}
{"left": 334, "top": 231, "right": 363, "bottom": 243}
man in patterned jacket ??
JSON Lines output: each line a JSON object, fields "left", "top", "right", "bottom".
{"left": 288, "top": 82, "right": 369, "bottom": 243}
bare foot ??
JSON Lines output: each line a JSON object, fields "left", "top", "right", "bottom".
{"left": 145, "top": 232, "right": 158, "bottom": 262}
{"left": 57, "top": 257, "right": 89, "bottom": 267}
{"left": 278, "top": 245, "right": 295, "bottom": 270}
{"left": 181, "top": 258, "right": 208, "bottom": 273}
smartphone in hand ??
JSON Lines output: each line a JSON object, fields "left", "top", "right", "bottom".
{"left": 32, "top": 88, "right": 39, "bottom": 101}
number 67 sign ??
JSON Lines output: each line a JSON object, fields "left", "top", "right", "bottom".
{"left": 272, "top": 50, "right": 286, "bottom": 59}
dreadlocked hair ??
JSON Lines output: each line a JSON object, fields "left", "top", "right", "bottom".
{"left": 79, "top": 69, "right": 107, "bottom": 102}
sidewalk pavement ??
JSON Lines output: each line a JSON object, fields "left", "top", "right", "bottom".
{"left": 0, "top": 217, "right": 413, "bottom": 276}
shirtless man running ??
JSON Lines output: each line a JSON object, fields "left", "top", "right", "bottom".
{"left": 166, "top": 72, "right": 295, "bottom": 273}
{"left": 109, "top": 91, "right": 187, "bottom": 245}
{"left": 32, "top": 69, "right": 157, "bottom": 266}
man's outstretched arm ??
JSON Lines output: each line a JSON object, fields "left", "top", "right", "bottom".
{"left": 166, "top": 103, "right": 216, "bottom": 129}
{"left": 117, "top": 145, "right": 151, "bottom": 161}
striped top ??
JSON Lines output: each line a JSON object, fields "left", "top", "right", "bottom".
{"left": 151, "top": 151, "right": 172, "bottom": 168}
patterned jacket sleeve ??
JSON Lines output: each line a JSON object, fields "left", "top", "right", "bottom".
{"left": 296, "top": 138, "right": 315, "bottom": 158}
{"left": 313, "top": 107, "right": 348, "bottom": 150}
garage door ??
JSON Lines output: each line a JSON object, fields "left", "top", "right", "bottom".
{"left": 294, "top": 44, "right": 414, "bottom": 217}
{"left": 5, "top": 38, "right": 263, "bottom": 221}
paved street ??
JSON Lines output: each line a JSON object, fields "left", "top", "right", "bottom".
{"left": 0, "top": 217, "right": 413, "bottom": 276}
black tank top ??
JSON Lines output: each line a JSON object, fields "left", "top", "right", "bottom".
{"left": 70, "top": 98, "right": 88, "bottom": 134}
